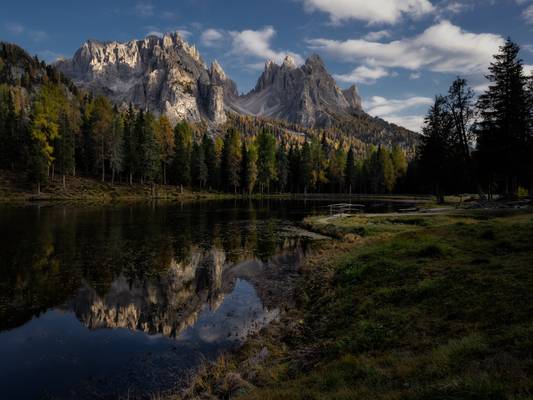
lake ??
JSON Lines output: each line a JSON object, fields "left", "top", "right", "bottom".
{"left": 0, "top": 199, "right": 409, "bottom": 399}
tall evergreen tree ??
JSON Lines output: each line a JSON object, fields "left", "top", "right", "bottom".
{"left": 276, "top": 143, "right": 289, "bottom": 193}
{"left": 476, "top": 39, "right": 530, "bottom": 196}
{"left": 140, "top": 112, "right": 161, "bottom": 183}
{"left": 202, "top": 133, "right": 217, "bottom": 190}
{"left": 221, "top": 128, "right": 241, "bottom": 193}
{"left": 123, "top": 104, "right": 139, "bottom": 185}
{"left": 109, "top": 108, "right": 124, "bottom": 184}
{"left": 154, "top": 115, "right": 175, "bottom": 185}
{"left": 191, "top": 141, "right": 208, "bottom": 188}
{"left": 173, "top": 120, "right": 193, "bottom": 187}
{"left": 345, "top": 145, "right": 356, "bottom": 193}
{"left": 256, "top": 129, "right": 277, "bottom": 194}
{"left": 418, "top": 96, "right": 454, "bottom": 203}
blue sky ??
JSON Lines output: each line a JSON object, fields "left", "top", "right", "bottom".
{"left": 2, "top": 0, "right": 533, "bottom": 131}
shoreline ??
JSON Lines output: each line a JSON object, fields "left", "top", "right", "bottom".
{"left": 172, "top": 206, "right": 533, "bottom": 400}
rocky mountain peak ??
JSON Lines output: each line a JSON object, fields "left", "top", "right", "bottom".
{"left": 233, "top": 52, "right": 363, "bottom": 127}
{"left": 304, "top": 53, "right": 326, "bottom": 69}
{"left": 343, "top": 85, "right": 363, "bottom": 111}
{"left": 282, "top": 55, "right": 297, "bottom": 69}
{"left": 56, "top": 32, "right": 234, "bottom": 124}
{"left": 210, "top": 60, "right": 227, "bottom": 82}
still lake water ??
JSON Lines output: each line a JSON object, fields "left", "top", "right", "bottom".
{"left": 0, "top": 199, "right": 407, "bottom": 399}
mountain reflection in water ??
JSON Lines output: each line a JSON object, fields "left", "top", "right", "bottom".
{"left": 0, "top": 200, "right": 322, "bottom": 399}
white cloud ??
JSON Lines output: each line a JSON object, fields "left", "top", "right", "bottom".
{"left": 4, "top": 22, "right": 49, "bottom": 43}
{"left": 134, "top": 1, "right": 154, "bottom": 17}
{"left": 301, "top": 0, "right": 434, "bottom": 24}
{"left": 365, "top": 95, "right": 433, "bottom": 116}
{"left": 334, "top": 65, "right": 389, "bottom": 84}
{"left": 387, "top": 115, "right": 427, "bottom": 132}
{"left": 409, "top": 72, "right": 421, "bottom": 79}
{"left": 308, "top": 20, "right": 504, "bottom": 75}
{"left": 363, "top": 30, "right": 391, "bottom": 41}
{"left": 201, "top": 28, "right": 225, "bottom": 47}
{"left": 472, "top": 82, "right": 490, "bottom": 94}
{"left": 523, "top": 5, "right": 533, "bottom": 24}
{"left": 230, "top": 26, "right": 303, "bottom": 65}
{"left": 176, "top": 29, "right": 192, "bottom": 39}
{"left": 146, "top": 30, "right": 163, "bottom": 38}
{"left": 4, "top": 21, "right": 25, "bottom": 35}
{"left": 363, "top": 96, "right": 433, "bottom": 132}
{"left": 27, "top": 30, "right": 48, "bottom": 42}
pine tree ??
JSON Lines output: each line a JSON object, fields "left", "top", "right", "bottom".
{"left": 123, "top": 104, "right": 139, "bottom": 185}
{"left": 345, "top": 145, "right": 356, "bottom": 194}
{"left": 309, "top": 137, "right": 327, "bottom": 192}
{"left": 276, "top": 143, "right": 289, "bottom": 193}
{"left": 173, "top": 121, "right": 193, "bottom": 187}
{"left": 221, "top": 128, "right": 241, "bottom": 193}
{"left": 256, "top": 129, "right": 276, "bottom": 194}
{"left": 89, "top": 96, "right": 113, "bottom": 182}
{"left": 476, "top": 39, "right": 530, "bottom": 196}
{"left": 191, "top": 141, "right": 208, "bottom": 188}
{"left": 109, "top": 108, "right": 124, "bottom": 184}
{"left": 418, "top": 96, "right": 454, "bottom": 203}
{"left": 140, "top": 112, "right": 161, "bottom": 183}
{"left": 287, "top": 143, "right": 300, "bottom": 193}
{"left": 154, "top": 115, "right": 174, "bottom": 185}
{"left": 300, "top": 141, "right": 312, "bottom": 193}
{"left": 202, "top": 133, "right": 217, "bottom": 190}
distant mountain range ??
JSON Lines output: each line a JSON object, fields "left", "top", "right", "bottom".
{"left": 54, "top": 32, "right": 416, "bottom": 147}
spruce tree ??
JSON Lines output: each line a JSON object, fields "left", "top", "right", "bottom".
{"left": 256, "top": 129, "right": 276, "bottom": 194}
{"left": 191, "top": 141, "right": 207, "bottom": 188}
{"left": 173, "top": 121, "right": 193, "bottom": 187}
{"left": 476, "top": 39, "right": 530, "bottom": 196}
{"left": 345, "top": 146, "right": 356, "bottom": 194}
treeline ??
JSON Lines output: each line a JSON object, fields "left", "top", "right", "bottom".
{"left": 0, "top": 83, "right": 409, "bottom": 194}
{"left": 415, "top": 39, "right": 533, "bottom": 200}
{"left": 0, "top": 41, "right": 411, "bottom": 195}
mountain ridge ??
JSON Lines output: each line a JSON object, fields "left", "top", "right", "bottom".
{"left": 53, "top": 32, "right": 418, "bottom": 147}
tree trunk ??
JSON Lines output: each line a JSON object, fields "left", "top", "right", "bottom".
{"left": 112, "top": 168, "right": 115, "bottom": 185}
{"left": 101, "top": 161, "right": 105, "bottom": 182}
{"left": 163, "top": 164, "right": 167, "bottom": 186}
{"left": 129, "top": 172, "right": 133, "bottom": 186}
{"left": 62, "top": 174, "right": 66, "bottom": 189}
{"left": 51, "top": 164, "right": 55, "bottom": 181}
{"left": 37, "top": 182, "right": 41, "bottom": 196}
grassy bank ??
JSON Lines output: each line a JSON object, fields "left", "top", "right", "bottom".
{"left": 0, "top": 169, "right": 440, "bottom": 204}
{"left": 180, "top": 208, "right": 533, "bottom": 399}
{"left": 0, "top": 170, "right": 236, "bottom": 202}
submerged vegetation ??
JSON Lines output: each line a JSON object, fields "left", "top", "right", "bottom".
{"left": 178, "top": 208, "right": 533, "bottom": 399}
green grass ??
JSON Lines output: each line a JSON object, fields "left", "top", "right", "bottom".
{"left": 182, "top": 209, "right": 533, "bottom": 400}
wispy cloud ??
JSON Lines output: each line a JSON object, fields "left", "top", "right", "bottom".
{"left": 201, "top": 28, "right": 226, "bottom": 47}
{"left": 334, "top": 65, "right": 389, "bottom": 84}
{"left": 4, "top": 21, "right": 49, "bottom": 43}
{"left": 300, "top": 0, "right": 434, "bottom": 24}
{"left": 134, "top": 1, "right": 155, "bottom": 17}
{"left": 4, "top": 21, "right": 25, "bottom": 35}
{"left": 308, "top": 20, "right": 503, "bottom": 76}
{"left": 230, "top": 26, "right": 303, "bottom": 66}
{"left": 363, "top": 95, "right": 434, "bottom": 132}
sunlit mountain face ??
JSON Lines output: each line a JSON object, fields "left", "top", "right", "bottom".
{"left": 3, "top": 0, "right": 532, "bottom": 133}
